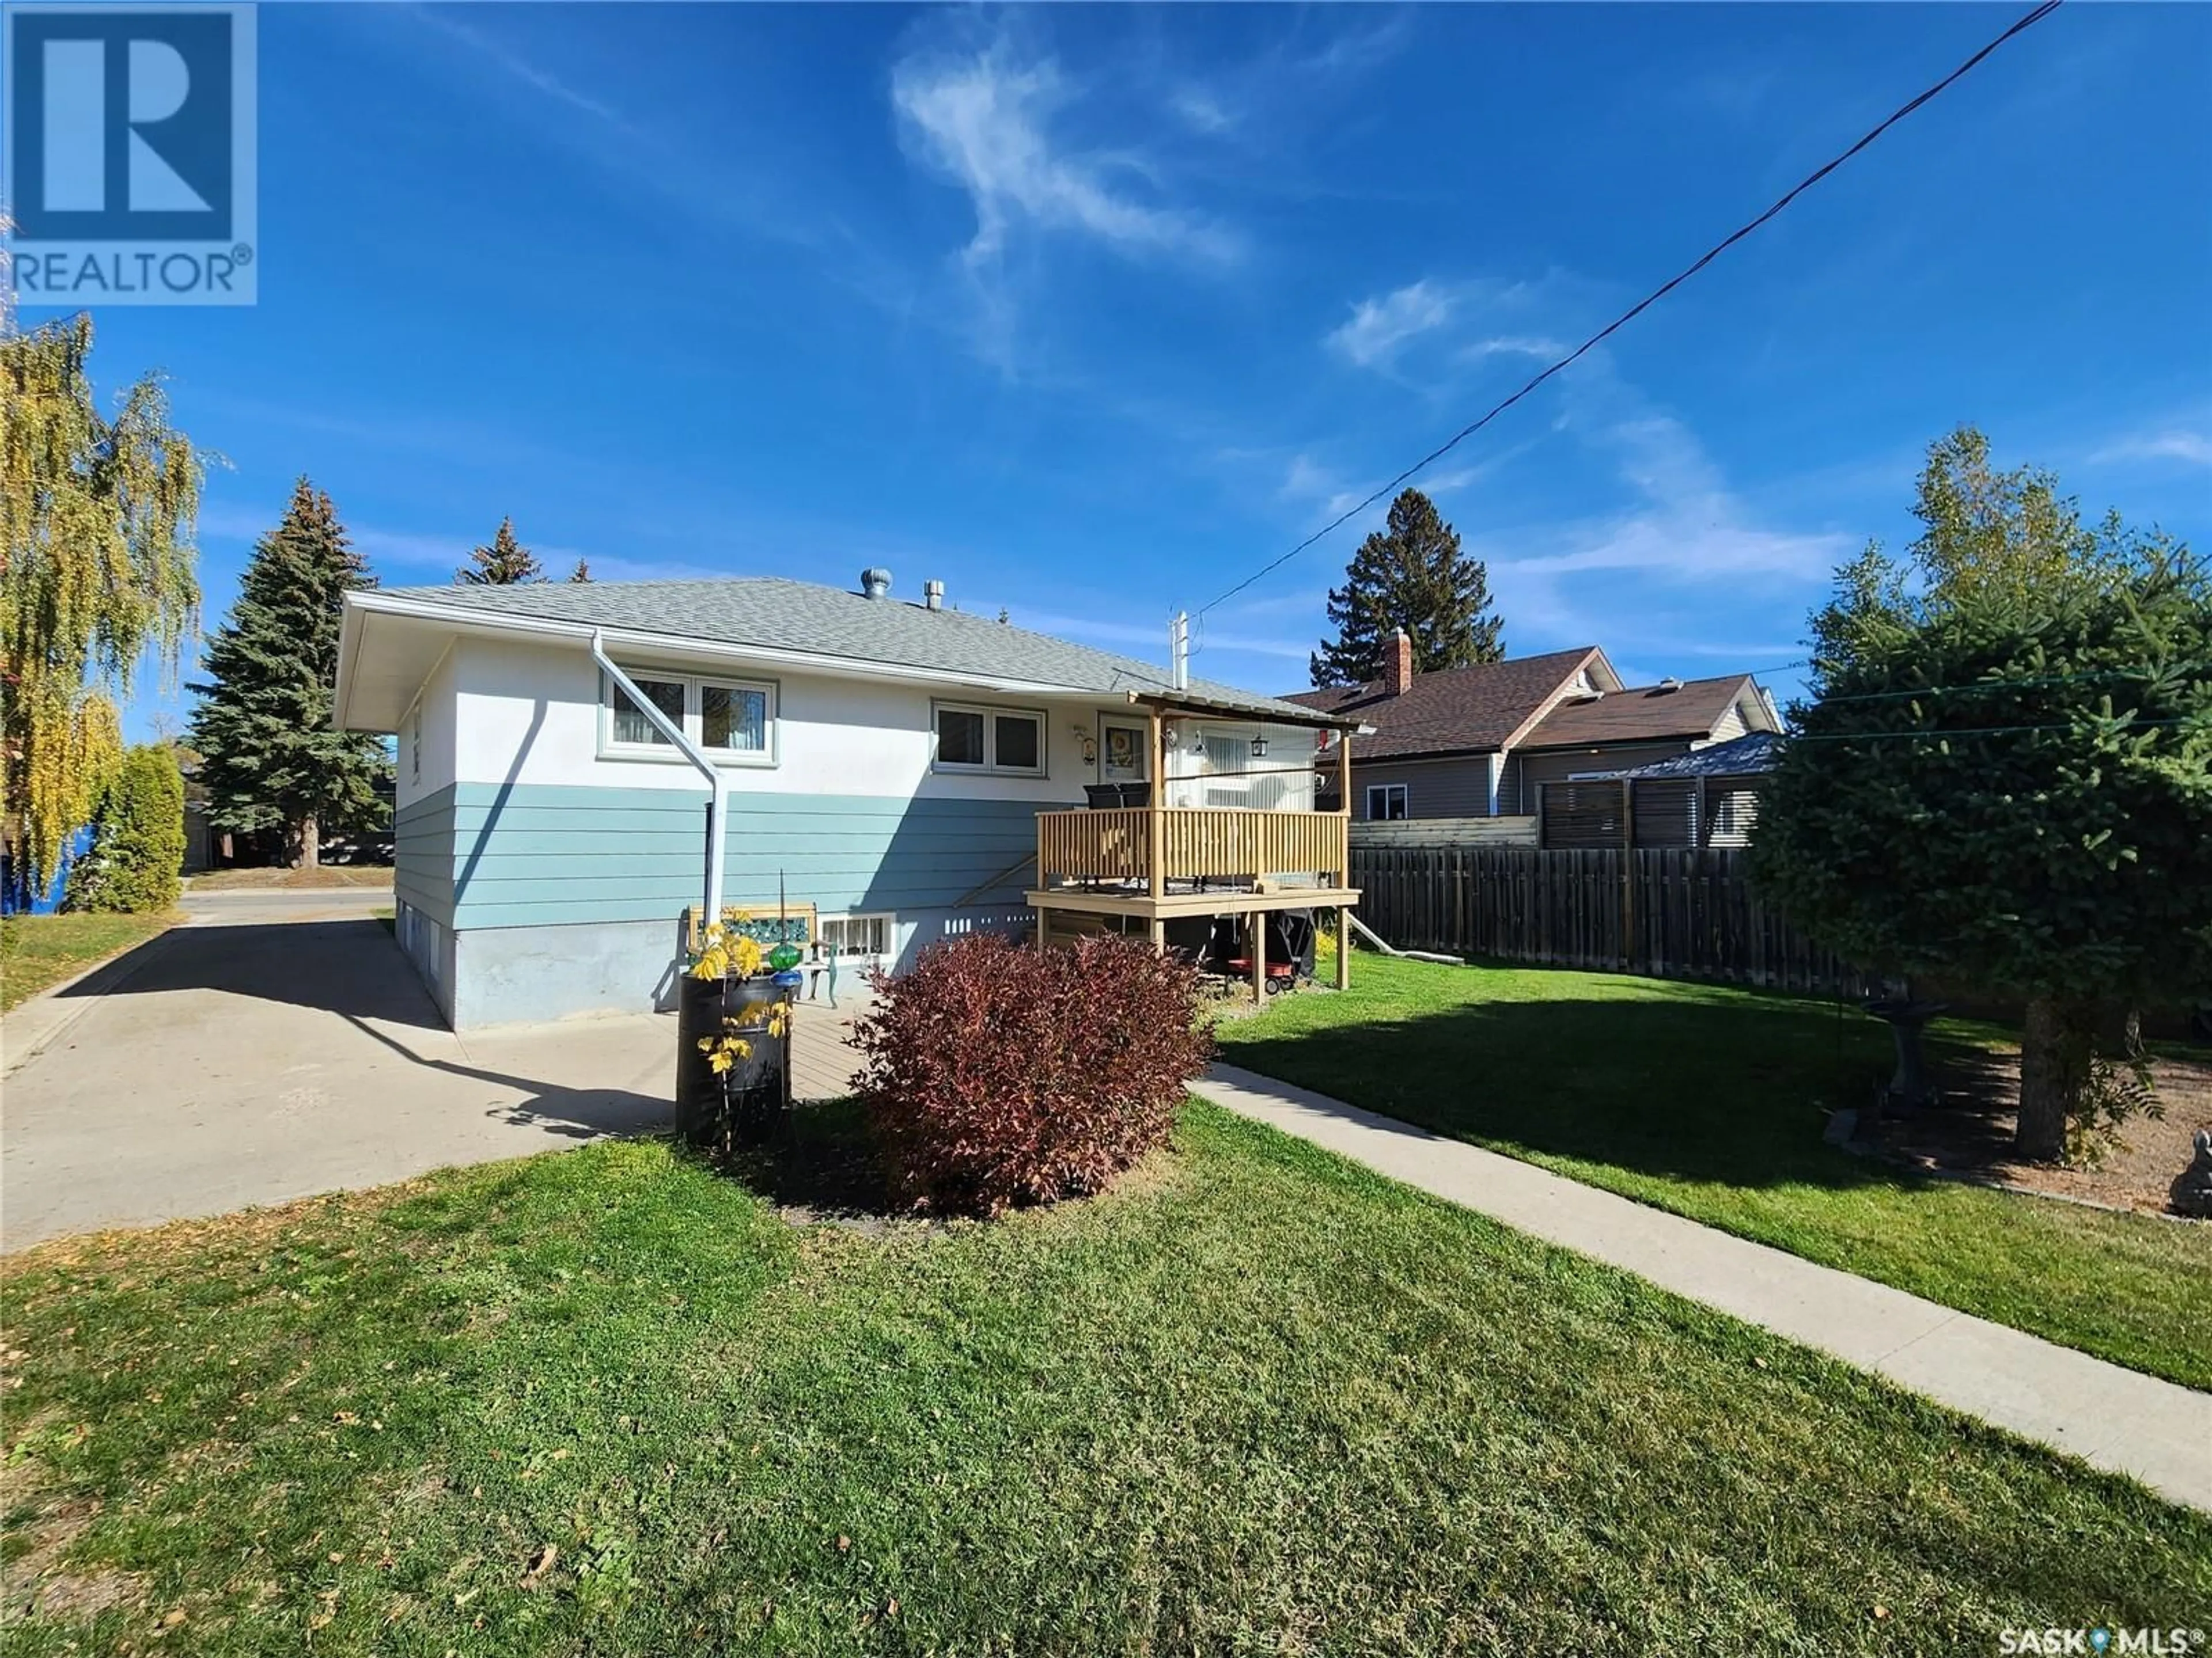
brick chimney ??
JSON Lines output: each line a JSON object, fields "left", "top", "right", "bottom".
{"left": 1385, "top": 627, "right": 1414, "bottom": 696}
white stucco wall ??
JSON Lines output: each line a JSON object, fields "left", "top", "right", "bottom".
{"left": 431, "top": 637, "right": 1322, "bottom": 806}
{"left": 445, "top": 635, "right": 1108, "bottom": 803}
{"left": 395, "top": 644, "right": 458, "bottom": 812}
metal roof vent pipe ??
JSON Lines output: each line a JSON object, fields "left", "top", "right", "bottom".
{"left": 860, "top": 567, "right": 892, "bottom": 601}
{"left": 923, "top": 579, "right": 945, "bottom": 611}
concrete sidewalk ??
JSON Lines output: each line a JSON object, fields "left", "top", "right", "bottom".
{"left": 1194, "top": 1063, "right": 2212, "bottom": 1515}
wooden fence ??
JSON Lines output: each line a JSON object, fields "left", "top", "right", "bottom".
{"left": 1350, "top": 815, "right": 1538, "bottom": 849}
{"left": 1347, "top": 844, "right": 1873, "bottom": 995}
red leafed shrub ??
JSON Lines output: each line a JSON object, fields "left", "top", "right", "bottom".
{"left": 851, "top": 930, "right": 1215, "bottom": 1216}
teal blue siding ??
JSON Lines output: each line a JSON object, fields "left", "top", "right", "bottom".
{"left": 434, "top": 783, "right": 1066, "bottom": 931}
{"left": 394, "top": 786, "right": 458, "bottom": 927}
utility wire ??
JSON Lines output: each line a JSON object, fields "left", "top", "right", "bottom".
{"left": 1790, "top": 715, "right": 2195, "bottom": 742}
{"left": 1194, "top": 0, "right": 2066, "bottom": 620}
{"left": 1805, "top": 660, "right": 2207, "bottom": 704}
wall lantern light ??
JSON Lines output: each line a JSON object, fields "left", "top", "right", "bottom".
{"left": 1249, "top": 730, "right": 1269, "bottom": 760}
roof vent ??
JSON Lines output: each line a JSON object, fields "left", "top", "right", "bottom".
{"left": 923, "top": 579, "right": 944, "bottom": 612}
{"left": 860, "top": 567, "right": 892, "bottom": 601}
{"left": 1656, "top": 676, "right": 1683, "bottom": 693}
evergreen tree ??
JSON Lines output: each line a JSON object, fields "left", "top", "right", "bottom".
{"left": 569, "top": 557, "right": 592, "bottom": 583}
{"left": 1753, "top": 429, "right": 2209, "bottom": 1162}
{"left": 64, "top": 743, "right": 185, "bottom": 913}
{"left": 187, "top": 480, "right": 390, "bottom": 869}
{"left": 1309, "top": 489, "right": 1503, "bottom": 688}
{"left": 459, "top": 517, "right": 543, "bottom": 585}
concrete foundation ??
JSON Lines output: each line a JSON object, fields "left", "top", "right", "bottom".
{"left": 398, "top": 901, "right": 1033, "bottom": 1030}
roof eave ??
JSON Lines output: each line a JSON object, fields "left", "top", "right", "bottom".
{"left": 338, "top": 589, "right": 1231, "bottom": 712}
{"left": 1127, "top": 688, "right": 1362, "bottom": 731}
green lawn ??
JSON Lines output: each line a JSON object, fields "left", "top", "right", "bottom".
{"left": 3, "top": 1110, "right": 2204, "bottom": 1656}
{"left": 1216, "top": 950, "right": 2212, "bottom": 1390}
{"left": 0, "top": 910, "right": 178, "bottom": 1012}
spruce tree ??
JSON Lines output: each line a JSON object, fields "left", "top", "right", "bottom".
{"left": 459, "top": 517, "right": 543, "bottom": 585}
{"left": 1309, "top": 489, "right": 1503, "bottom": 688}
{"left": 569, "top": 557, "right": 592, "bottom": 583}
{"left": 187, "top": 480, "right": 389, "bottom": 868}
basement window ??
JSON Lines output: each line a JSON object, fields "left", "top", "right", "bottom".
{"left": 819, "top": 913, "right": 893, "bottom": 961}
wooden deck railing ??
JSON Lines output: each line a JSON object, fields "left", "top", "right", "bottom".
{"left": 1037, "top": 807, "right": 1349, "bottom": 890}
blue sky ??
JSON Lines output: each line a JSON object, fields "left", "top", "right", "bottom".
{"left": 39, "top": 2, "right": 2212, "bottom": 739}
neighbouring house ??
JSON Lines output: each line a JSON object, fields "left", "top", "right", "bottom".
{"left": 334, "top": 572, "right": 1362, "bottom": 1029}
{"left": 1539, "top": 730, "right": 1783, "bottom": 849}
{"left": 1285, "top": 630, "right": 1779, "bottom": 825}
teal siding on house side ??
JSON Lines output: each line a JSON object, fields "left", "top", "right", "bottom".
{"left": 394, "top": 786, "right": 458, "bottom": 927}
{"left": 435, "top": 782, "right": 1070, "bottom": 930}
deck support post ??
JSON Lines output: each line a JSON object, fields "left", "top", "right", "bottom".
{"left": 1147, "top": 708, "right": 1166, "bottom": 902}
{"left": 1335, "top": 905, "right": 1350, "bottom": 990}
{"left": 1251, "top": 912, "right": 1266, "bottom": 1005}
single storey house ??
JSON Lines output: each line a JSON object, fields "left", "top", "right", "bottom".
{"left": 1284, "top": 630, "right": 1779, "bottom": 823}
{"left": 334, "top": 572, "right": 1358, "bottom": 1028}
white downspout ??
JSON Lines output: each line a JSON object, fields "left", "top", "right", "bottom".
{"left": 589, "top": 629, "right": 726, "bottom": 924}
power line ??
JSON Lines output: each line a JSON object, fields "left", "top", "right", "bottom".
{"left": 1194, "top": 0, "right": 2066, "bottom": 621}
{"left": 1811, "top": 660, "right": 2209, "bottom": 704}
{"left": 1792, "top": 714, "right": 2195, "bottom": 742}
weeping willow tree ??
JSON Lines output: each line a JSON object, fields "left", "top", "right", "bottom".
{"left": 1, "top": 312, "right": 204, "bottom": 888}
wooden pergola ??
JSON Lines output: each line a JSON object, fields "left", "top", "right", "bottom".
{"left": 1028, "top": 690, "right": 1363, "bottom": 998}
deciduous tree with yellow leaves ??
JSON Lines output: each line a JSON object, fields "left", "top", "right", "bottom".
{"left": 2, "top": 313, "right": 204, "bottom": 890}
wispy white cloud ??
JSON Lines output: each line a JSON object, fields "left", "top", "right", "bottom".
{"left": 407, "top": 4, "right": 630, "bottom": 129}
{"left": 2089, "top": 427, "right": 2212, "bottom": 469}
{"left": 892, "top": 38, "right": 1238, "bottom": 270}
{"left": 350, "top": 525, "right": 472, "bottom": 571}
{"left": 1490, "top": 402, "right": 1851, "bottom": 583}
{"left": 1170, "top": 86, "right": 1233, "bottom": 135}
{"left": 1460, "top": 334, "right": 1565, "bottom": 363}
{"left": 1325, "top": 279, "right": 1456, "bottom": 369}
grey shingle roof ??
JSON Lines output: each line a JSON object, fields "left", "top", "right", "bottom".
{"left": 1521, "top": 674, "right": 1756, "bottom": 749}
{"left": 373, "top": 577, "right": 1328, "bottom": 722}
{"left": 1281, "top": 648, "right": 1600, "bottom": 759}
{"left": 1611, "top": 732, "right": 1782, "bottom": 779}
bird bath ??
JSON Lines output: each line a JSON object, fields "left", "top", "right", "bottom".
{"left": 1863, "top": 997, "right": 1949, "bottom": 1116}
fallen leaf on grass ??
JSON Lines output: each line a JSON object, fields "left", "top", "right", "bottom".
{"left": 520, "top": 1545, "right": 558, "bottom": 1588}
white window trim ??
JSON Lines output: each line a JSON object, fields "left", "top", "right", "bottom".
{"left": 408, "top": 697, "right": 422, "bottom": 785}
{"left": 931, "top": 700, "right": 1047, "bottom": 777}
{"left": 1365, "top": 782, "right": 1408, "bottom": 822}
{"left": 599, "top": 668, "right": 779, "bottom": 768}
{"left": 816, "top": 912, "right": 896, "bottom": 965}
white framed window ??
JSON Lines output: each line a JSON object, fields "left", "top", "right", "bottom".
{"left": 933, "top": 701, "right": 1046, "bottom": 776}
{"left": 817, "top": 913, "right": 893, "bottom": 961}
{"left": 1366, "top": 783, "right": 1408, "bottom": 822}
{"left": 601, "top": 670, "right": 778, "bottom": 766}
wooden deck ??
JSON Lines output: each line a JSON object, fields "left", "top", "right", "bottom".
{"left": 1032, "top": 804, "right": 1357, "bottom": 994}
{"left": 1036, "top": 805, "right": 1349, "bottom": 890}
{"left": 789, "top": 990, "right": 871, "bottom": 1102}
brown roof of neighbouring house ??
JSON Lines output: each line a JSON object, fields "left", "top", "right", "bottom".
{"left": 1518, "top": 674, "right": 1757, "bottom": 750}
{"left": 1282, "top": 646, "right": 1604, "bottom": 761}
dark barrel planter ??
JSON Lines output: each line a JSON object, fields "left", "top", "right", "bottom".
{"left": 675, "top": 972, "right": 794, "bottom": 1147}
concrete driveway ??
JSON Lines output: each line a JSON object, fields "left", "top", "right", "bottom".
{"left": 2, "top": 890, "right": 675, "bottom": 1250}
